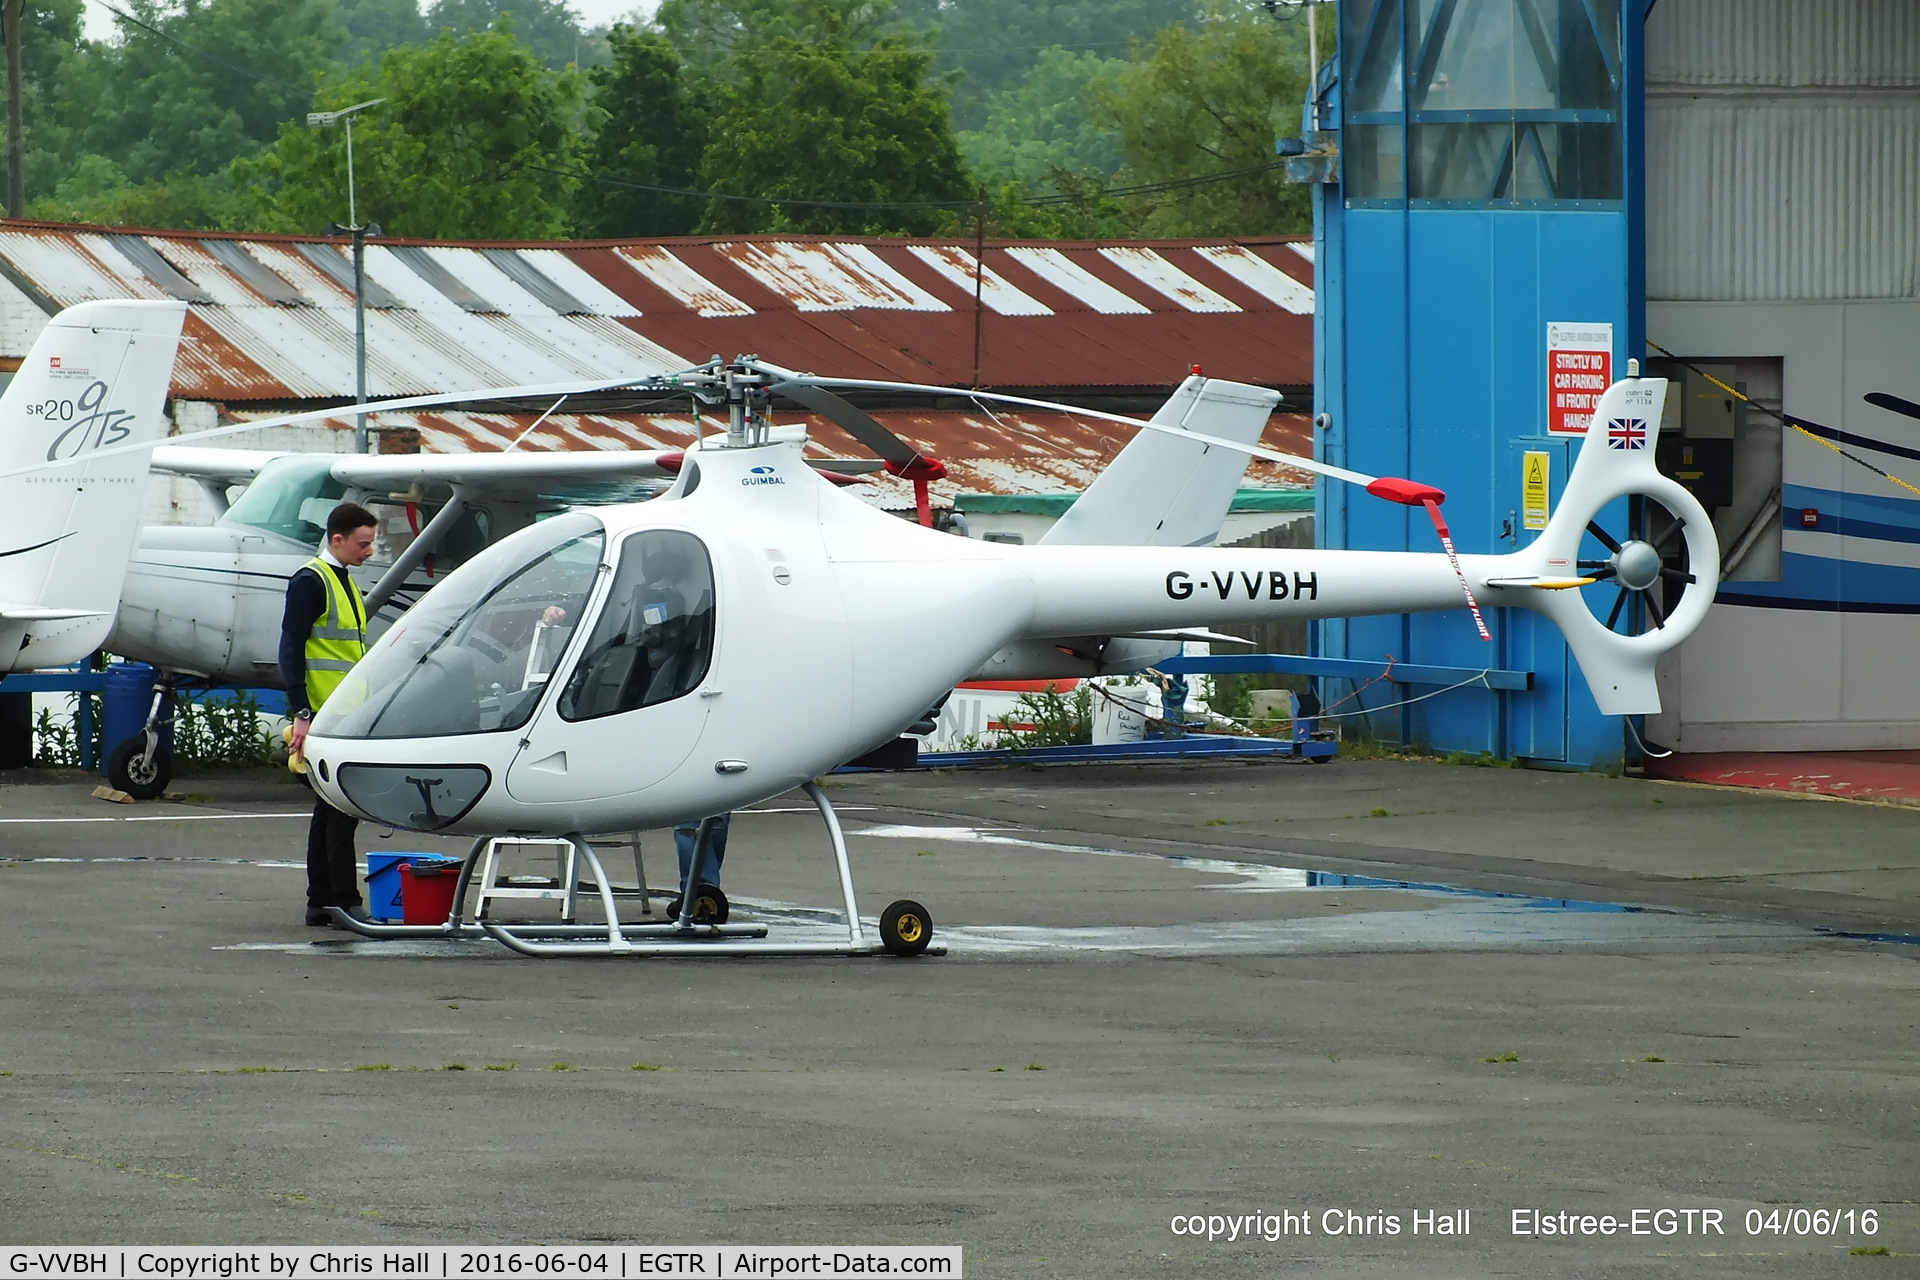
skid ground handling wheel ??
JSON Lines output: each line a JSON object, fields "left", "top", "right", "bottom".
{"left": 326, "top": 781, "right": 944, "bottom": 958}
{"left": 880, "top": 900, "right": 933, "bottom": 957}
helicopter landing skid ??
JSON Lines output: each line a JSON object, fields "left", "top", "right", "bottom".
{"left": 328, "top": 783, "right": 942, "bottom": 958}
{"left": 325, "top": 836, "right": 769, "bottom": 944}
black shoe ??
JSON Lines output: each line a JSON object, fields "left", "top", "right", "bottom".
{"left": 330, "top": 905, "right": 373, "bottom": 928}
{"left": 304, "top": 907, "right": 331, "bottom": 927}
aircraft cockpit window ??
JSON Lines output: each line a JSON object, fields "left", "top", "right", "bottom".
{"left": 370, "top": 501, "right": 493, "bottom": 574}
{"left": 219, "top": 455, "right": 346, "bottom": 543}
{"left": 559, "top": 530, "right": 715, "bottom": 721}
{"left": 312, "top": 512, "right": 605, "bottom": 739}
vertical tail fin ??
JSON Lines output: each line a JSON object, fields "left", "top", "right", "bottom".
{"left": 0, "top": 300, "right": 187, "bottom": 671}
{"left": 1506, "top": 372, "right": 1720, "bottom": 715}
{"left": 1039, "top": 375, "right": 1281, "bottom": 548}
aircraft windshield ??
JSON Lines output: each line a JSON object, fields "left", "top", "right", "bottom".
{"left": 220, "top": 455, "right": 346, "bottom": 543}
{"left": 312, "top": 512, "right": 605, "bottom": 739}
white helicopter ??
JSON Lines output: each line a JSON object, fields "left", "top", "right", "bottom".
{"left": 275, "top": 358, "right": 1712, "bottom": 959}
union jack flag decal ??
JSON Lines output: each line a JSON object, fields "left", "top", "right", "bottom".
{"left": 1606, "top": 417, "right": 1647, "bottom": 450}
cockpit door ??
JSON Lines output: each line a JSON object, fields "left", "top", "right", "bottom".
{"left": 506, "top": 528, "right": 718, "bottom": 803}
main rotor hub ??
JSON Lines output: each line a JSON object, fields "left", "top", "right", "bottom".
{"left": 1614, "top": 539, "right": 1663, "bottom": 592}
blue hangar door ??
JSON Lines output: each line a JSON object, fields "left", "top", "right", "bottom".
{"left": 1318, "top": 0, "right": 1639, "bottom": 769}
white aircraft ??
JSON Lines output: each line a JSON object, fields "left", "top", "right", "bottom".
{"left": 275, "top": 360, "right": 1716, "bottom": 957}
{"left": 0, "top": 300, "right": 187, "bottom": 670}
{"left": 88, "top": 365, "right": 1277, "bottom": 793}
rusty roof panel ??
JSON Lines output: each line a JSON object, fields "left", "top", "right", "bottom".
{"left": 613, "top": 245, "right": 752, "bottom": 316}
{"left": 172, "top": 310, "right": 291, "bottom": 400}
{"left": 0, "top": 225, "right": 1312, "bottom": 396}
{"left": 1097, "top": 246, "right": 1239, "bottom": 313}
{"left": 514, "top": 248, "right": 641, "bottom": 317}
{"left": 1193, "top": 245, "right": 1315, "bottom": 314}
{"left": 905, "top": 245, "right": 1052, "bottom": 316}
{"left": 1002, "top": 247, "right": 1152, "bottom": 314}
{"left": 717, "top": 241, "right": 949, "bottom": 312}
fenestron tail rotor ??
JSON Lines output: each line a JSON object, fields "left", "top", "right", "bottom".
{"left": 1579, "top": 503, "right": 1699, "bottom": 635}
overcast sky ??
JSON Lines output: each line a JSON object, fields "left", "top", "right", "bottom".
{"left": 82, "top": 0, "right": 659, "bottom": 43}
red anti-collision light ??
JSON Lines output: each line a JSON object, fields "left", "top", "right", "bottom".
{"left": 656, "top": 451, "right": 685, "bottom": 474}
{"left": 1365, "top": 476, "right": 1448, "bottom": 506}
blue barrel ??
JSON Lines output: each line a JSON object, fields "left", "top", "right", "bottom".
{"left": 101, "top": 662, "right": 164, "bottom": 773}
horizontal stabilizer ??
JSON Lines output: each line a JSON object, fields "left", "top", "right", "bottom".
{"left": 0, "top": 605, "right": 109, "bottom": 621}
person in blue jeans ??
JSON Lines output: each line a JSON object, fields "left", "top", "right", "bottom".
{"left": 671, "top": 813, "right": 729, "bottom": 918}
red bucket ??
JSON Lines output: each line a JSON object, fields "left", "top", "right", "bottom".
{"left": 399, "top": 859, "right": 464, "bottom": 925}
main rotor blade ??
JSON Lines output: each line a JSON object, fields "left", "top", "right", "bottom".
{"left": 758, "top": 369, "right": 1379, "bottom": 489}
{"left": 772, "top": 381, "right": 922, "bottom": 468}
{"left": 0, "top": 369, "right": 708, "bottom": 482}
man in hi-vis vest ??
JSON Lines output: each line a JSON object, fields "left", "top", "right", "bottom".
{"left": 282, "top": 502, "right": 378, "bottom": 926}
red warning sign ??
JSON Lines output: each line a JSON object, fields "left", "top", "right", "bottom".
{"left": 1547, "top": 322, "right": 1613, "bottom": 435}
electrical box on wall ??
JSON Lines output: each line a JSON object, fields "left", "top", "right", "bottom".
{"left": 1682, "top": 366, "right": 1738, "bottom": 438}
{"left": 1656, "top": 435, "right": 1735, "bottom": 508}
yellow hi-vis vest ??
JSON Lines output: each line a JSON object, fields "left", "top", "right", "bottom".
{"left": 303, "top": 557, "right": 367, "bottom": 711}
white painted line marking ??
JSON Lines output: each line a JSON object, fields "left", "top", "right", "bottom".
{"left": 0, "top": 812, "right": 307, "bottom": 824}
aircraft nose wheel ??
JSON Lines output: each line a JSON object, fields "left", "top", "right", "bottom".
{"left": 880, "top": 899, "right": 933, "bottom": 956}
{"left": 1579, "top": 498, "right": 1700, "bottom": 633}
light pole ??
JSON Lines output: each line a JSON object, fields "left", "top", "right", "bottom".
{"left": 306, "top": 98, "right": 385, "bottom": 454}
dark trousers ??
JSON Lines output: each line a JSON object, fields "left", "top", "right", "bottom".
{"left": 673, "top": 814, "right": 730, "bottom": 893}
{"left": 306, "top": 793, "right": 361, "bottom": 908}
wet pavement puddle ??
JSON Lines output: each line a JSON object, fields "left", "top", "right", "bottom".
{"left": 205, "top": 822, "right": 1833, "bottom": 959}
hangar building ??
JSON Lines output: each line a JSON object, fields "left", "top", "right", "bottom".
{"left": 1314, "top": 0, "right": 1920, "bottom": 769}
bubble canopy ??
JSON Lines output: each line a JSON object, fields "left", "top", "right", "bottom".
{"left": 312, "top": 512, "right": 606, "bottom": 740}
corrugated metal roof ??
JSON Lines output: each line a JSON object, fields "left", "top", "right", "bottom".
{"left": 0, "top": 223, "right": 1314, "bottom": 396}
{"left": 0, "top": 220, "right": 1318, "bottom": 508}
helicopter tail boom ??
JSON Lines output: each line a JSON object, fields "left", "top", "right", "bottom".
{"left": 1012, "top": 371, "right": 1719, "bottom": 717}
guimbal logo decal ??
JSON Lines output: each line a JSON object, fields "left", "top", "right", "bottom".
{"left": 742, "top": 465, "right": 785, "bottom": 487}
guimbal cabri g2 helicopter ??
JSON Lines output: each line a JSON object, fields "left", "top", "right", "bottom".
{"left": 298, "top": 356, "right": 1712, "bottom": 959}
{"left": 8, "top": 321, "right": 1718, "bottom": 960}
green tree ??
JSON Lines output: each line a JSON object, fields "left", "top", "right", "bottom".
{"left": 1092, "top": 8, "right": 1310, "bottom": 237}
{"left": 694, "top": 0, "right": 970, "bottom": 235}
{"left": 892, "top": 0, "right": 1195, "bottom": 129}
{"left": 657, "top": 0, "right": 898, "bottom": 71}
{"left": 337, "top": 0, "right": 431, "bottom": 67}
{"left": 238, "top": 23, "right": 584, "bottom": 239}
{"left": 571, "top": 24, "right": 710, "bottom": 237}
{"left": 956, "top": 46, "right": 1123, "bottom": 189}
{"left": 427, "top": 0, "right": 604, "bottom": 68}
{"left": 78, "top": 0, "right": 344, "bottom": 186}
{"left": 3, "top": 0, "right": 90, "bottom": 202}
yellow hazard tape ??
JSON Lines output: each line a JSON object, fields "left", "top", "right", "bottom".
{"left": 1648, "top": 340, "right": 1920, "bottom": 500}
